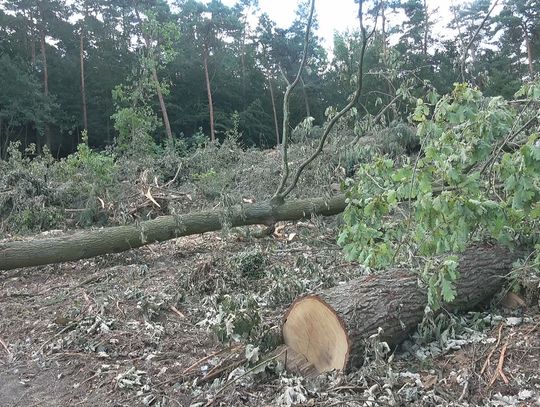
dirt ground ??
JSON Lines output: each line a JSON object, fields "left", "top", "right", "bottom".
{"left": 1, "top": 223, "right": 539, "bottom": 406}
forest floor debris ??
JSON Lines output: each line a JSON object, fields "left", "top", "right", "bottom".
{"left": 1, "top": 222, "right": 539, "bottom": 406}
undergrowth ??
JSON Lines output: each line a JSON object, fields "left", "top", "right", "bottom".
{"left": 0, "top": 119, "right": 417, "bottom": 238}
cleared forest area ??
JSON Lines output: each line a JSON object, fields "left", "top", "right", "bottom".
{"left": 1, "top": 0, "right": 540, "bottom": 406}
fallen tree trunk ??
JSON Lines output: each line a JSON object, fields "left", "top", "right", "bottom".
{"left": 282, "top": 244, "right": 522, "bottom": 374}
{"left": 0, "top": 195, "right": 346, "bottom": 271}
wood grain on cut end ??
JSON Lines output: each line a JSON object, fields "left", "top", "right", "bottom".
{"left": 281, "top": 245, "right": 523, "bottom": 374}
{"left": 282, "top": 295, "right": 350, "bottom": 373}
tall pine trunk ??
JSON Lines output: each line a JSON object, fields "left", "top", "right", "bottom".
{"left": 522, "top": 23, "right": 534, "bottom": 75}
{"left": 80, "top": 26, "right": 88, "bottom": 135}
{"left": 39, "top": 13, "right": 51, "bottom": 151}
{"left": 203, "top": 43, "right": 215, "bottom": 142}
{"left": 381, "top": 0, "right": 387, "bottom": 64}
{"left": 300, "top": 76, "right": 311, "bottom": 118}
{"left": 423, "top": 0, "right": 429, "bottom": 55}
{"left": 152, "top": 67, "right": 173, "bottom": 141}
{"left": 30, "top": 9, "right": 36, "bottom": 67}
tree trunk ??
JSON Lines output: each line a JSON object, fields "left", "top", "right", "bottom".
{"left": 133, "top": 8, "right": 173, "bottom": 142}
{"left": 0, "top": 195, "right": 347, "bottom": 271}
{"left": 240, "top": 24, "right": 247, "bottom": 108}
{"left": 80, "top": 26, "right": 88, "bottom": 135}
{"left": 423, "top": 0, "right": 429, "bottom": 55}
{"left": 29, "top": 8, "right": 36, "bottom": 68}
{"left": 268, "top": 76, "right": 280, "bottom": 145}
{"left": 152, "top": 67, "right": 173, "bottom": 141}
{"left": 39, "top": 18, "right": 51, "bottom": 150}
{"left": 522, "top": 22, "right": 534, "bottom": 75}
{"left": 0, "top": 116, "right": 3, "bottom": 159}
{"left": 381, "top": 0, "right": 387, "bottom": 65}
{"left": 300, "top": 76, "right": 311, "bottom": 118}
{"left": 282, "top": 244, "right": 522, "bottom": 375}
{"left": 203, "top": 44, "right": 216, "bottom": 142}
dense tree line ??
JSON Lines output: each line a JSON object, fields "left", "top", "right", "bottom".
{"left": 0, "top": 0, "right": 538, "bottom": 157}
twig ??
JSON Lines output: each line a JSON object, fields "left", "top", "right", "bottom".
{"left": 458, "top": 377, "right": 469, "bottom": 402}
{"left": 480, "top": 111, "right": 538, "bottom": 177}
{"left": 206, "top": 349, "right": 286, "bottom": 405}
{"left": 183, "top": 345, "right": 242, "bottom": 375}
{"left": 0, "top": 336, "right": 10, "bottom": 354}
{"left": 78, "top": 372, "right": 99, "bottom": 387}
{"left": 349, "top": 94, "right": 401, "bottom": 146}
{"left": 489, "top": 341, "right": 509, "bottom": 386}
{"left": 198, "top": 357, "right": 246, "bottom": 386}
{"left": 35, "top": 322, "right": 78, "bottom": 355}
{"left": 481, "top": 323, "right": 504, "bottom": 375}
{"left": 169, "top": 305, "right": 186, "bottom": 319}
{"left": 460, "top": 0, "right": 499, "bottom": 81}
{"left": 525, "top": 321, "right": 540, "bottom": 335}
{"left": 163, "top": 164, "right": 182, "bottom": 188}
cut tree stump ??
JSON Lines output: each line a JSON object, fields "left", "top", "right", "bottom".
{"left": 282, "top": 244, "right": 523, "bottom": 374}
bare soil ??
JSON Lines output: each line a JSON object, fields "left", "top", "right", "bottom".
{"left": 1, "top": 224, "right": 539, "bottom": 406}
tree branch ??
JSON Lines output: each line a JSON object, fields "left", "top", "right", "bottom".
{"left": 281, "top": 0, "right": 374, "bottom": 198}
{"left": 273, "top": 0, "right": 316, "bottom": 199}
{"left": 460, "top": 0, "right": 499, "bottom": 82}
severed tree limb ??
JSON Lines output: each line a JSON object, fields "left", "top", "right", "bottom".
{"left": 0, "top": 195, "right": 347, "bottom": 271}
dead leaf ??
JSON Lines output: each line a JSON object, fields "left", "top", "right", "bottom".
{"left": 422, "top": 374, "right": 437, "bottom": 389}
{"left": 501, "top": 292, "right": 526, "bottom": 309}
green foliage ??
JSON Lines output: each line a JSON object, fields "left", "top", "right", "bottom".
{"left": 191, "top": 168, "right": 221, "bottom": 199}
{"left": 339, "top": 82, "right": 540, "bottom": 309}
{"left": 0, "top": 143, "right": 59, "bottom": 233}
{"left": 423, "top": 257, "right": 460, "bottom": 310}
{"left": 199, "top": 294, "right": 262, "bottom": 342}
{"left": 233, "top": 248, "right": 266, "bottom": 279}
{"left": 111, "top": 75, "right": 161, "bottom": 157}
{"left": 0, "top": 132, "right": 118, "bottom": 234}
{"left": 377, "top": 122, "right": 419, "bottom": 156}
{"left": 62, "top": 131, "right": 115, "bottom": 186}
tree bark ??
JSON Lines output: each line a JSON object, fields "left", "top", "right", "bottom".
{"left": 300, "top": 76, "right": 311, "bottom": 118}
{"left": 381, "top": 0, "right": 387, "bottom": 65}
{"left": 423, "top": 0, "right": 429, "bottom": 55}
{"left": 38, "top": 8, "right": 51, "bottom": 151}
{"left": 30, "top": 8, "right": 36, "bottom": 67}
{"left": 0, "top": 195, "right": 347, "bottom": 271}
{"left": 203, "top": 43, "right": 216, "bottom": 142}
{"left": 522, "top": 22, "right": 534, "bottom": 75}
{"left": 80, "top": 25, "right": 88, "bottom": 135}
{"left": 282, "top": 244, "right": 523, "bottom": 374}
{"left": 152, "top": 67, "right": 173, "bottom": 141}
{"left": 0, "top": 116, "right": 3, "bottom": 159}
{"left": 268, "top": 76, "right": 280, "bottom": 145}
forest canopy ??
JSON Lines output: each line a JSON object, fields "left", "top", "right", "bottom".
{"left": 0, "top": 0, "right": 538, "bottom": 157}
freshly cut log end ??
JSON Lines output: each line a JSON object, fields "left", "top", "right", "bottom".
{"left": 281, "top": 245, "right": 523, "bottom": 375}
{"left": 282, "top": 295, "right": 350, "bottom": 373}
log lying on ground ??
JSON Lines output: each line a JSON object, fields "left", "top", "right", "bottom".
{"left": 0, "top": 195, "right": 346, "bottom": 271}
{"left": 282, "top": 244, "right": 523, "bottom": 374}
